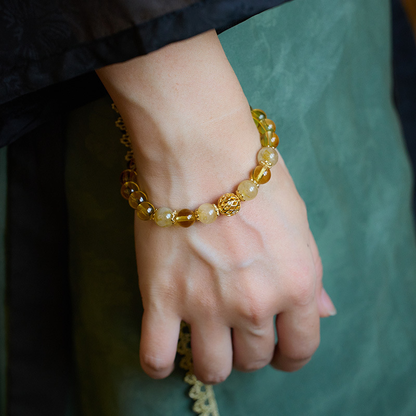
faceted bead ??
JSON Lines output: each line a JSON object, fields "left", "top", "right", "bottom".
{"left": 176, "top": 209, "right": 195, "bottom": 228}
{"left": 260, "top": 131, "right": 279, "bottom": 148}
{"left": 120, "top": 169, "right": 137, "bottom": 184}
{"left": 129, "top": 191, "right": 148, "bottom": 209}
{"left": 136, "top": 202, "right": 155, "bottom": 221}
{"left": 237, "top": 180, "right": 258, "bottom": 201}
{"left": 196, "top": 203, "right": 218, "bottom": 224}
{"left": 257, "top": 119, "right": 276, "bottom": 135}
{"left": 252, "top": 165, "right": 271, "bottom": 185}
{"left": 154, "top": 207, "right": 174, "bottom": 227}
{"left": 121, "top": 181, "right": 140, "bottom": 200}
{"left": 218, "top": 193, "right": 241, "bottom": 216}
{"left": 257, "top": 147, "right": 279, "bottom": 166}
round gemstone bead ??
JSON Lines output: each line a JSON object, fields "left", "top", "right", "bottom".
{"left": 252, "top": 165, "right": 271, "bottom": 185}
{"left": 129, "top": 190, "right": 148, "bottom": 209}
{"left": 257, "top": 118, "right": 276, "bottom": 135}
{"left": 218, "top": 193, "right": 241, "bottom": 216}
{"left": 251, "top": 109, "right": 267, "bottom": 122}
{"left": 120, "top": 169, "right": 137, "bottom": 184}
{"left": 237, "top": 180, "right": 258, "bottom": 201}
{"left": 154, "top": 207, "right": 174, "bottom": 227}
{"left": 121, "top": 181, "right": 140, "bottom": 200}
{"left": 196, "top": 203, "right": 218, "bottom": 224}
{"left": 176, "top": 209, "right": 195, "bottom": 228}
{"left": 136, "top": 202, "right": 155, "bottom": 221}
{"left": 257, "top": 147, "right": 279, "bottom": 167}
{"left": 260, "top": 131, "right": 279, "bottom": 148}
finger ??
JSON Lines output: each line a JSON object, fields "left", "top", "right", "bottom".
{"left": 271, "top": 303, "right": 320, "bottom": 372}
{"left": 308, "top": 229, "right": 336, "bottom": 317}
{"left": 191, "top": 322, "right": 233, "bottom": 385}
{"left": 140, "top": 310, "right": 181, "bottom": 379}
{"left": 232, "top": 321, "right": 275, "bottom": 372}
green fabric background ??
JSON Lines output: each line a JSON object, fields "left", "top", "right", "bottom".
{"left": 2, "top": 0, "right": 416, "bottom": 414}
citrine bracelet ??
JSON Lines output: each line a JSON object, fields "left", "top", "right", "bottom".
{"left": 115, "top": 105, "right": 279, "bottom": 227}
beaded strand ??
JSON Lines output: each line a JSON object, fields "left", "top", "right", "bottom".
{"left": 115, "top": 105, "right": 280, "bottom": 227}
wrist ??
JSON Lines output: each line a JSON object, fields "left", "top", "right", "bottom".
{"left": 130, "top": 104, "right": 260, "bottom": 208}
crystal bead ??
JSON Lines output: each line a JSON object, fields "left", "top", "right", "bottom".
{"left": 257, "top": 147, "right": 279, "bottom": 166}
{"left": 176, "top": 209, "right": 195, "bottom": 228}
{"left": 196, "top": 203, "right": 218, "bottom": 224}
{"left": 257, "top": 119, "right": 276, "bottom": 135}
{"left": 120, "top": 169, "right": 137, "bottom": 184}
{"left": 237, "top": 180, "right": 258, "bottom": 201}
{"left": 121, "top": 181, "right": 140, "bottom": 200}
{"left": 252, "top": 165, "right": 271, "bottom": 185}
{"left": 218, "top": 193, "right": 241, "bottom": 216}
{"left": 251, "top": 109, "right": 267, "bottom": 121}
{"left": 154, "top": 207, "right": 174, "bottom": 227}
{"left": 129, "top": 190, "right": 148, "bottom": 209}
{"left": 260, "top": 131, "right": 279, "bottom": 148}
{"left": 136, "top": 202, "right": 155, "bottom": 221}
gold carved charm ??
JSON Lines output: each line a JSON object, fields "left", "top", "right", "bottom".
{"left": 217, "top": 193, "right": 241, "bottom": 216}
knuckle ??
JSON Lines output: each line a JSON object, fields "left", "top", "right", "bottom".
{"left": 141, "top": 354, "right": 172, "bottom": 377}
{"left": 235, "top": 283, "right": 271, "bottom": 327}
{"left": 238, "top": 298, "right": 269, "bottom": 327}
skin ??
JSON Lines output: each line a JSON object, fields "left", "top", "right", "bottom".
{"left": 96, "top": 30, "right": 336, "bottom": 385}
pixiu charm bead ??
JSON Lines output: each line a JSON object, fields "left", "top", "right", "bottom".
{"left": 116, "top": 106, "right": 280, "bottom": 227}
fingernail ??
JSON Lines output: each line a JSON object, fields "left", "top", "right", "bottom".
{"left": 321, "top": 288, "right": 337, "bottom": 316}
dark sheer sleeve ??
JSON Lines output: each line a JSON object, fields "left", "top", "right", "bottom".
{"left": 0, "top": 0, "right": 293, "bottom": 146}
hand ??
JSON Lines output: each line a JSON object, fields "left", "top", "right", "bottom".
{"left": 135, "top": 153, "right": 335, "bottom": 384}
{"left": 96, "top": 30, "right": 336, "bottom": 385}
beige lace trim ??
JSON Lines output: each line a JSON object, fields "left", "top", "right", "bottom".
{"left": 177, "top": 322, "right": 220, "bottom": 416}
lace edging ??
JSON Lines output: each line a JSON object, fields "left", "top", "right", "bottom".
{"left": 178, "top": 322, "right": 220, "bottom": 416}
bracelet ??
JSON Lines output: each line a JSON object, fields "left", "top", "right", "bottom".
{"left": 115, "top": 105, "right": 280, "bottom": 227}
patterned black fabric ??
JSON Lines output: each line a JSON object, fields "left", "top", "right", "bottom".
{"left": 0, "top": 0, "right": 293, "bottom": 147}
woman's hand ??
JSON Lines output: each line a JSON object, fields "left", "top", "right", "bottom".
{"left": 96, "top": 29, "right": 336, "bottom": 384}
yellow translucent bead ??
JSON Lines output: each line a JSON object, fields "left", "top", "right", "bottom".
{"left": 136, "top": 202, "right": 155, "bottom": 221}
{"left": 257, "top": 147, "right": 279, "bottom": 166}
{"left": 252, "top": 165, "right": 271, "bottom": 185}
{"left": 176, "top": 209, "right": 195, "bottom": 228}
{"left": 218, "top": 193, "right": 241, "bottom": 216}
{"left": 260, "top": 131, "right": 280, "bottom": 148}
{"left": 129, "top": 190, "right": 148, "bottom": 209}
{"left": 251, "top": 109, "right": 267, "bottom": 121}
{"left": 257, "top": 119, "right": 276, "bottom": 135}
{"left": 237, "top": 180, "right": 258, "bottom": 201}
{"left": 154, "top": 207, "right": 174, "bottom": 227}
{"left": 120, "top": 169, "right": 137, "bottom": 184}
{"left": 121, "top": 181, "right": 140, "bottom": 200}
{"left": 196, "top": 203, "right": 218, "bottom": 224}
